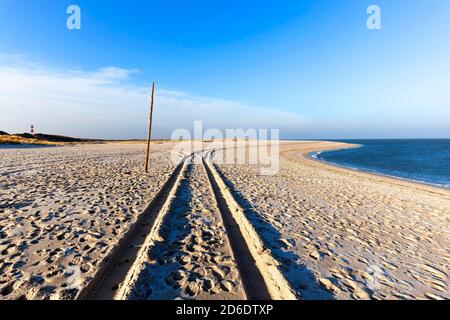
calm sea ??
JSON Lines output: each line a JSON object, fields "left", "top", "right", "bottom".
{"left": 311, "top": 139, "right": 450, "bottom": 189}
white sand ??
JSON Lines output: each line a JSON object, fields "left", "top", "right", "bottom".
{"left": 0, "top": 143, "right": 177, "bottom": 299}
{"left": 213, "top": 141, "right": 450, "bottom": 300}
{"left": 1, "top": 141, "right": 449, "bottom": 300}
{"left": 124, "top": 160, "right": 246, "bottom": 300}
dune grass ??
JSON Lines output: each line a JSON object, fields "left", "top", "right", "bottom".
{"left": 0, "top": 135, "right": 63, "bottom": 146}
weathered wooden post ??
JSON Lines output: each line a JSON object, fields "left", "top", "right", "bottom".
{"left": 145, "top": 82, "right": 155, "bottom": 173}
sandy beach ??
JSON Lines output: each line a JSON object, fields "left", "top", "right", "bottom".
{"left": 123, "top": 159, "right": 246, "bottom": 300}
{"left": 1, "top": 141, "right": 449, "bottom": 300}
{"left": 214, "top": 141, "right": 450, "bottom": 300}
{"left": 0, "top": 143, "right": 178, "bottom": 299}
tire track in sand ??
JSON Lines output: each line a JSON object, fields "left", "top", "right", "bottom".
{"left": 77, "top": 154, "right": 191, "bottom": 300}
{"left": 80, "top": 150, "right": 296, "bottom": 300}
{"left": 122, "top": 155, "right": 246, "bottom": 299}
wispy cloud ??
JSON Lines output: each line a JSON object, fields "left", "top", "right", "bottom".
{"left": 0, "top": 59, "right": 310, "bottom": 139}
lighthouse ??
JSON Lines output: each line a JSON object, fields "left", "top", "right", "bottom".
{"left": 30, "top": 124, "right": 35, "bottom": 135}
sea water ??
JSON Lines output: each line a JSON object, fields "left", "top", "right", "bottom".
{"left": 312, "top": 139, "right": 450, "bottom": 189}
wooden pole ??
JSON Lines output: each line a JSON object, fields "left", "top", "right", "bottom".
{"left": 145, "top": 82, "right": 155, "bottom": 173}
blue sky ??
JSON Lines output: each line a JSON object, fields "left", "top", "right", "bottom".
{"left": 1, "top": 0, "right": 449, "bottom": 139}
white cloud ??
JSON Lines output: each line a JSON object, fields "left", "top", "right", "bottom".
{"left": 0, "top": 61, "right": 310, "bottom": 139}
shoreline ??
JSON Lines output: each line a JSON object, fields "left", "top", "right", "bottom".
{"left": 300, "top": 141, "right": 450, "bottom": 193}
{"left": 217, "top": 141, "right": 450, "bottom": 299}
{"left": 1, "top": 141, "right": 449, "bottom": 300}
